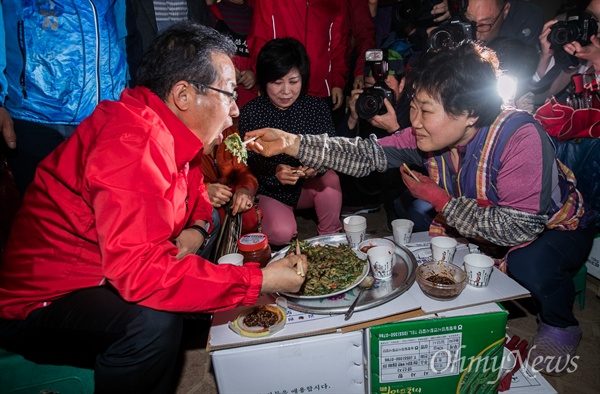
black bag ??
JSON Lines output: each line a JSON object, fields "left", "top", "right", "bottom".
{"left": 211, "top": 203, "right": 242, "bottom": 262}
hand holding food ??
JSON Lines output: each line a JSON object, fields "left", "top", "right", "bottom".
{"left": 244, "top": 128, "right": 301, "bottom": 158}
{"left": 260, "top": 253, "right": 307, "bottom": 294}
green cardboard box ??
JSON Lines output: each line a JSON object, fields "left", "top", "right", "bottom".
{"left": 367, "top": 304, "right": 508, "bottom": 394}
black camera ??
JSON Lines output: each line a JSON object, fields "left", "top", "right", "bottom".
{"left": 548, "top": 12, "right": 598, "bottom": 49}
{"left": 356, "top": 50, "right": 397, "bottom": 120}
{"left": 392, "top": 0, "right": 444, "bottom": 33}
{"left": 428, "top": 15, "right": 476, "bottom": 49}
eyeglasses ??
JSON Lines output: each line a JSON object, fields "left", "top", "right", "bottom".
{"left": 471, "top": 4, "right": 506, "bottom": 33}
{"left": 191, "top": 82, "right": 238, "bottom": 104}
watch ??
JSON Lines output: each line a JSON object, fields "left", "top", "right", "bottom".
{"left": 189, "top": 224, "right": 210, "bottom": 249}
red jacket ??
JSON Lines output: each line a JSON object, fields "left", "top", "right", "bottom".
{"left": 0, "top": 87, "right": 262, "bottom": 320}
{"left": 346, "top": 0, "right": 376, "bottom": 79}
{"left": 248, "top": 0, "right": 349, "bottom": 98}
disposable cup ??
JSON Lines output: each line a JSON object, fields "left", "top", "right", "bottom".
{"left": 343, "top": 215, "right": 367, "bottom": 232}
{"left": 367, "top": 245, "right": 394, "bottom": 280}
{"left": 391, "top": 219, "right": 414, "bottom": 245}
{"left": 345, "top": 229, "right": 366, "bottom": 249}
{"left": 463, "top": 253, "right": 494, "bottom": 287}
{"left": 217, "top": 253, "right": 244, "bottom": 266}
{"left": 431, "top": 236, "right": 458, "bottom": 263}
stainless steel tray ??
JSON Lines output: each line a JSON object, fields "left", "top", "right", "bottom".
{"left": 271, "top": 234, "right": 417, "bottom": 314}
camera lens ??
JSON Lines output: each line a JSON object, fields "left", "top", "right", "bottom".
{"left": 394, "top": 0, "right": 421, "bottom": 24}
{"left": 356, "top": 93, "right": 384, "bottom": 120}
{"left": 548, "top": 23, "right": 579, "bottom": 48}
{"left": 428, "top": 28, "right": 456, "bottom": 49}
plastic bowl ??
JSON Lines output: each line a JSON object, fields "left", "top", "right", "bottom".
{"left": 355, "top": 238, "right": 396, "bottom": 260}
{"left": 416, "top": 261, "right": 467, "bottom": 300}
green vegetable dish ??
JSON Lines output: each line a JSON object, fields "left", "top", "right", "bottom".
{"left": 223, "top": 133, "right": 248, "bottom": 165}
{"left": 287, "top": 242, "right": 365, "bottom": 297}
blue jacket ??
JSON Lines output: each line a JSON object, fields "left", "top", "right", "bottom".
{"left": 0, "top": 0, "right": 127, "bottom": 125}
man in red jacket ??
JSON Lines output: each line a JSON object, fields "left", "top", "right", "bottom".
{"left": 0, "top": 23, "right": 306, "bottom": 394}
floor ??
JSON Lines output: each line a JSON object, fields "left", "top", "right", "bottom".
{"left": 174, "top": 207, "right": 600, "bottom": 394}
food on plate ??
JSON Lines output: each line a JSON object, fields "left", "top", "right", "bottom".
{"left": 243, "top": 305, "right": 282, "bottom": 328}
{"left": 230, "top": 304, "right": 286, "bottom": 337}
{"left": 286, "top": 242, "right": 365, "bottom": 296}
{"left": 223, "top": 133, "right": 248, "bottom": 165}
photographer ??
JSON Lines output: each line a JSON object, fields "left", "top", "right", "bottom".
{"left": 337, "top": 48, "right": 415, "bottom": 225}
{"left": 534, "top": 0, "right": 600, "bottom": 104}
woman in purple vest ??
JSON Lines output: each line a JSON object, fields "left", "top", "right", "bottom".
{"left": 245, "top": 40, "right": 597, "bottom": 376}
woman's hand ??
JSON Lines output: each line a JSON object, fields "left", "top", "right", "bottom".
{"left": 245, "top": 128, "right": 300, "bottom": 158}
{"left": 231, "top": 187, "right": 255, "bottom": 215}
{"left": 261, "top": 253, "right": 307, "bottom": 294}
{"left": 400, "top": 166, "right": 451, "bottom": 212}
{"left": 275, "top": 164, "right": 303, "bottom": 185}
{"left": 207, "top": 183, "right": 233, "bottom": 208}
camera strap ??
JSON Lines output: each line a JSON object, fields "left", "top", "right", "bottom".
{"left": 530, "top": 51, "right": 581, "bottom": 95}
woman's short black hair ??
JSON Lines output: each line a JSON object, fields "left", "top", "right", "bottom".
{"left": 406, "top": 40, "right": 503, "bottom": 127}
{"left": 137, "top": 22, "right": 236, "bottom": 100}
{"left": 256, "top": 37, "right": 310, "bottom": 96}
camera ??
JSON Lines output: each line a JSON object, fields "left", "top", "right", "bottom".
{"left": 548, "top": 12, "right": 598, "bottom": 49}
{"left": 355, "top": 50, "right": 397, "bottom": 120}
{"left": 428, "top": 15, "right": 476, "bottom": 49}
{"left": 392, "top": 0, "right": 444, "bottom": 33}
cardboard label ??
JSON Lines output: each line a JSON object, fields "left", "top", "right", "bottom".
{"left": 369, "top": 311, "right": 507, "bottom": 394}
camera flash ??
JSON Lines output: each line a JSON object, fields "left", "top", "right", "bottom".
{"left": 365, "top": 49, "right": 383, "bottom": 62}
{"left": 498, "top": 75, "right": 517, "bottom": 106}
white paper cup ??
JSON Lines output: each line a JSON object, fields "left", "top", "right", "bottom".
{"left": 343, "top": 215, "right": 367, "bottom": 231}
{"left": 431, "top": 236, "right": 458, "bottom": 263}
{"left": 463, "top": 253, "right": 495, "bottom": 287}
{"left": 391, "top": 219, "right": 414, "bottom": 245}
{"left": 367, "top": 246, "right": 394, "bottom": 280}
{"left": 217, "top": 253, "right": 244, "bottom": 266}
{"left": 343, "top": 215, "right": 367, "bottom": 248}
{"left": 345, "top": 230, "right": 366, "bottom": 249}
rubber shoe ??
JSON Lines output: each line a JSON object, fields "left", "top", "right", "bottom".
{"left": 340, "top": 203, "right": 380, "bottom": 217}
{"left": 527, "top": 321, "right": 581, "bottom": 376}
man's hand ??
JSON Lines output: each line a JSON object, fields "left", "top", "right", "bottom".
{"left": 369, "top": 99, "right": 400, "bottom": 133}
{"left": 174, "top": 227, "right": 205, "bottom": 259}
{"left": 431, "top": 0, "right": 450, "bottom": 23}
{"left": 207, "top": 183, "right": 233, "bottom": 208}
{"left": 231, "top": 187, "right": 254, "bottom": 215}
{"left": 564, "top": 35, "right": 600, "bottom": 70}
{"left": 353, "top": 75, "right": 365, "bottom": 90}
{"left": 400, "top": 166, "right": 451, "bottom": 212}
{"left": 331, "top": 87, "right": 344, "bottom": 111}
{"left": 245, "top": 128, "right": 300, "bottom": 158}
{"left": 260, "top": 253, "right": 307, "bottom": 294}
{"left": 0, "top": 107, "right": 16, "bottom": 149}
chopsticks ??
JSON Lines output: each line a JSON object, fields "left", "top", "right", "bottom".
{"left": 242, "top": 136, "right": 257, "bottom": 146}
{"left": 403, "top": 163, "right": 421, "bottom": 182}
{"left": 296, "top": 239, "right": 305, "bottom": 277}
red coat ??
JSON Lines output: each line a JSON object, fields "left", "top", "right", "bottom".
{"left": 248, "top": 0, "right": 349, "bottom": 98}
{"left": 346, "top": 0, "right": 376, "bottom": 79}
{"left": 201, "top": 125, "right": 261, "bottom": 234}
{"left": 0, "top": 87, "right": 262, "bottom": 320}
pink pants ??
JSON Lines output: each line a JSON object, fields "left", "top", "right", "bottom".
{"left": 258, "top": 169, "right": 343, "bottom": 246}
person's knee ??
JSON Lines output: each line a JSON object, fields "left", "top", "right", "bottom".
{"left": 135, "top": 309, "right": 183, "bottom": 353}
{"left": 265, "top": 220, "right": 297, "bottom": 246}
